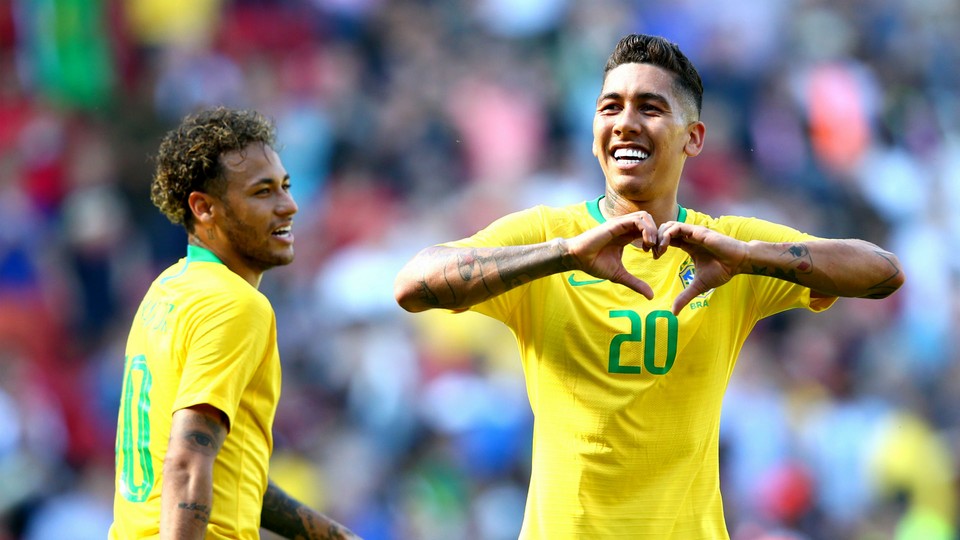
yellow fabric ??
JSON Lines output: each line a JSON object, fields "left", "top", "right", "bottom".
{"left": 447, "top": 198, "right": 836, "bottom": 539}
{"left": 109, "top": 246, "right": 281, "bottom": 539}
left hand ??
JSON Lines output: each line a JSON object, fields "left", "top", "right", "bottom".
{"left": 655, "top": 221, "right": 748, "bottom": 315}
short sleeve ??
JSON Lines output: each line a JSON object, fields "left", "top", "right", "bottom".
{"left": 173, "top": 291, "right": 275, "bottom": 431}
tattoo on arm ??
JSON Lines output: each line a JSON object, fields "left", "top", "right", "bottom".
{"left": 783, "top": 244, "right": 813, "bottom": 273}
{"left": 261, "top": 483, "right": 353, "bottom": 540}
{"left": 863, "top": 250, "right": 902, "bottom": 299}
{"left": 412, "top": 242, "right": 572, "bottom": 309}
{"left": 179, "top": 411, "right": 226, "bottom": 457}
{"left": 415, "top": 279, "right": 441, "bottom": 307}
{"left": 457, "top": 250, "right": 495, "bottom": 296}
{"left": 176, "top": 502, "right": 211, "bottom": 525}
{"left": 750, "top": 243, "right": 813, "bottom": 285}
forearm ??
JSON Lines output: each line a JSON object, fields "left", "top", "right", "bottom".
{"left": 394, "top": 240, "right": 574, "bottom": 312}
{"left": 160, "top": 405, "right": 226, "bottom": 540}
{"left": 261, "top": 481, "right": 360, "bottom": 540}
{"left": 160, "top": 460, "right": 214, "bottom": 540}
{"left": 742, "top": 238, "right": 904, "bottom": 298}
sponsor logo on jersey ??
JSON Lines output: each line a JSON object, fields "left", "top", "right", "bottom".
{"left": 567, "top": 273, "right": 606, "bottom": 287}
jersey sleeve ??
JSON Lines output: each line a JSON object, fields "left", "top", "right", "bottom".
{"left": 443, "top": 206, "right": 552, "bottom": 322}
{"left": 720, "top": 216, "right": 838, "bottom": 318}
{"left": 173, "top": 290, "right": 275, "bottom": 431}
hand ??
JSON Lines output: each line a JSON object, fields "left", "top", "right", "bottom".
{"left": 656, "top": 221, "right": 748, "bottom": 314}
{"left": 565, "top": 211, "right": 660, "bottom": 300}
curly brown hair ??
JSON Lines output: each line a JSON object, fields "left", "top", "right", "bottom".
{"left": 151, "top": 107, "right": 277, "bottom": 231}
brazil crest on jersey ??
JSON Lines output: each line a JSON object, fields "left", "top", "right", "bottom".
{"left": 445, "top": 196, "right": 836, "bottom": 539}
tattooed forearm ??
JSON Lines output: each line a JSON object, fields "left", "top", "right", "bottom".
{"left": 397, "top": 241, "right": 575, "bottom": 312}
{"left": 176, "top": 502, "right": 210, "bottom": 524}
{"left": 750, "top": 265, "right": 804, "bottom": 285}
{"left": 749, "top": 243, "right": 813, "bottom": 285}
{"left": 745, "top": 239, "right": 905, "bottom": 299}
{"left": 261, "top": 483, "right": 359, "bottom": 540}
{"left": 456, "top": 250, "right": 495, "bottom": 296}
{"left": 414, "top": 279, "right": 442, "bottom": 307}
{"left": 782, "top": 244, "right": 813, "bottom": 274}
{"left": 862, "top": 250, "right": 903, "bottom": 299}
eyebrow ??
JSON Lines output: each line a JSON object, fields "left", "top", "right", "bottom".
{"left": 597, "top": 91, "right": 670, "bottom": 106}
{"left": 249, "top": 174, "right": 290, "bottom": 188}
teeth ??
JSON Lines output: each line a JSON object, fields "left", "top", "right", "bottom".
{"left": 614, "top": 148, "right": 649, "bottom": 161}
{"left": 273, "top": 226, "right": 291, "bottom": 235}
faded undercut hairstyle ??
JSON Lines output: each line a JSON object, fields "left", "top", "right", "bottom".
{"left": 603, "top": 34, "right": 704, "bottom": 119}
{"left": 151, "top": 107, "right": 277, "bottom": 231}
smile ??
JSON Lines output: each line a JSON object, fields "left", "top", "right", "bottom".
{"left": 613, "top": 148, "right": 649, "bottom": 164}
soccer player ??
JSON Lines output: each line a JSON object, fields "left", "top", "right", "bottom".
{"left": 109, "top": 107, "right": 360, "bottom": 540}
{"left": 393, "top": 34, "right": 904, "bottom": 538}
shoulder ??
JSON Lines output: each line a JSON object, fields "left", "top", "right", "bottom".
{"left": 684, "top": 208, "right": 815, "bottom": 242}
{"left": 453, "top": 201, "right": 593, "bottom": 247}
{"left": 178, "top": 262, "right": 274, "bottom": 320}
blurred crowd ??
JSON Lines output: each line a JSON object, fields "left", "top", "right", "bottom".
{"left": 1, "top": 0, "right": 959, "bottom": 539}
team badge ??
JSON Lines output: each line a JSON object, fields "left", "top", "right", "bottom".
{"left": 678, "top": 258, "right": 715, "bottom": 300}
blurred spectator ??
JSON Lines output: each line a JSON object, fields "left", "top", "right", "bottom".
{"left": 1, "top": 1, "right": 957, "bottom": 538}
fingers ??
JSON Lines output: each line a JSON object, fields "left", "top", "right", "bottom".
{"left": 615, "top": 273, "right": 655, "bottom": 301}
{"left": 671, "top": 286, "right": 697, "bottom": 316}
{"left": 637, "top": 212, "right": 659, "bottom": 251}
{"left": 609, "top": 211, "right": 660, "bottom": 253}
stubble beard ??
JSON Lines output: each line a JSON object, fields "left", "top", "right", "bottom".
{"left": 222, "top": 211, "right": 295, "bottom": 273}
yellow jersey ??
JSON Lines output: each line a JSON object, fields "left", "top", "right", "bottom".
{"left": 447, "top": 197, "right": 836, "bottom": 539}
{"left": 109, "top": 245, "right": 281, "bottom": 539}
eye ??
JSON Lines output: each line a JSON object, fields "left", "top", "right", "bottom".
{"left": 639, "top": 103, "right": 664, "bottom": 115}
{"left": 599, "top": 102, "right": 621, "bottom": 114}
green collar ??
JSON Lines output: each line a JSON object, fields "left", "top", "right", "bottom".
{"left": 586, "top": 196, "right": 687, "bottom": 224}
{"left": 186, "top": 244, "right": 224, "bottom": 265}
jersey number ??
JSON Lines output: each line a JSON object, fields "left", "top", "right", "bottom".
{"left": 117, "top": 354, "right": 155, "bottom": 502}
{"left": 608, "top": 309, "right": 678, "bottom": 374}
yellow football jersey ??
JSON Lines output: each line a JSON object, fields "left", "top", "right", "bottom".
{"left": 447, "top": 197, "right": 836, "bottom": 539}
{"left": 109, "top": 245, "right": 281, "bottom": 539}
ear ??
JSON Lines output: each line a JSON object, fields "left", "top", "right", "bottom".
{"left": 683, "top": 121, "right": 706, "bottom": 157}
{"left": 187, "top": 191, "right": 217, "bottom": 227}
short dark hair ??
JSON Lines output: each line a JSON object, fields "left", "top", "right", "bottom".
{"left": 603, "top": 34, "right": 703, "bottom": 118}
{"left": 151, "top": 107, "right": 277, "bottom": 231}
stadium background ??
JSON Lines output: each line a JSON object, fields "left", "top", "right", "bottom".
{"left": 0, "top": 0, "right": 958, "bottom": 538}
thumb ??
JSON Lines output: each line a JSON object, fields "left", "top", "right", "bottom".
{"left": 671, "top": 280, "right": 710, "bottom": 315}
{"left": 614, "top": 273, "right": 655, "bottom": 301}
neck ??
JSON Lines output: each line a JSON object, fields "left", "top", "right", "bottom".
{"left": 600, "top": 193, "right": 679, "bottom": 224}
{"left": 188, "top": 234, "right": 262, "bottom": 288}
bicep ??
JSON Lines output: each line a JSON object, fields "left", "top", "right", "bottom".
{"left": 166, "top": 404, "right": 228, "bottom": 464}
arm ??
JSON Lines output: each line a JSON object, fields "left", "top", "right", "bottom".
{"left": 160, "top": 404, "right": 228, "bottom": 540}
{"left": 655, "top": 221, "right": 905, "bottom": 314}
{"left": 394, "top": 212, "right": 663, "bottom": 312}
{"left": 261, "top": 480, "right": 361, "bottom": 540}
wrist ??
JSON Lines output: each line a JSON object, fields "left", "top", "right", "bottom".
{"left": 553, "top": 238, "right": 578, "bottom": 272}
{"left": 738, "top": 240, "right": 763, "bottom": 275}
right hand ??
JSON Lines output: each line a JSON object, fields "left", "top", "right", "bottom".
{"left": 564, "top": 211, "right": 659, "bottom": 300}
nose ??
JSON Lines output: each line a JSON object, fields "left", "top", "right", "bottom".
{"left": 613, "top": 107, "right": 640, "bottom": 136}
{"left": 278, "top": 189, "right": 298, "bottom": 217}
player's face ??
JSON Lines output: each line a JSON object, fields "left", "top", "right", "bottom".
{"left": 216, "top": 143, "right": 297, "bottom": 274}
{"left": 592, "top": 63, "right": 704, "bottom": 206}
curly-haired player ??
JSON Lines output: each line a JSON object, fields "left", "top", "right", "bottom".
{"left": 109, "top": 107, "right": 360, "bottom": 540}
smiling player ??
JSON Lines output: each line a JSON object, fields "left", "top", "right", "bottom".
{"left": 393, "top": 34, "right": 904, "bottom": 539}
{"left": 109, "top": 107, "right": 359, "bottom": 540}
